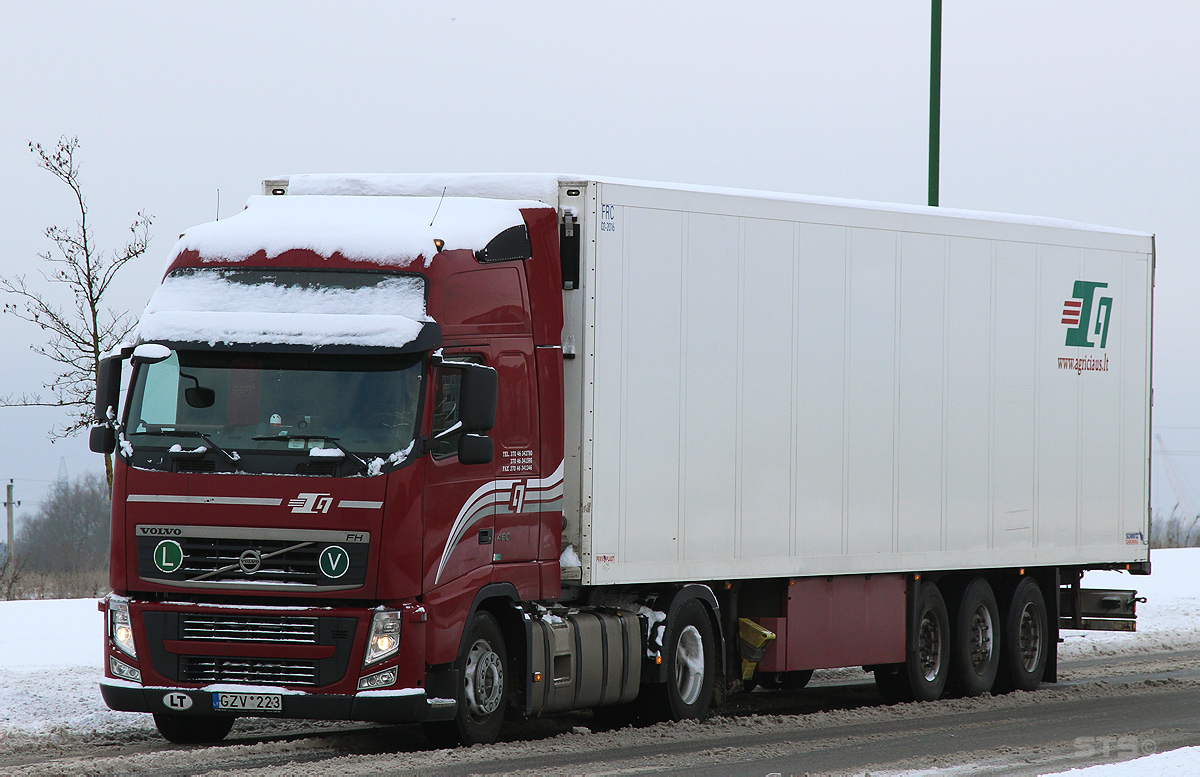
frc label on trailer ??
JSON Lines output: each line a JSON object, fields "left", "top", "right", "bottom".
{"left": 1058, "top": 280, "right": 1114, "bottom": 375}
{"left": 601, "top": 203, "right": 617, "bottom": 232}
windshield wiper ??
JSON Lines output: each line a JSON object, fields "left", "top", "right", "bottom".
{"left": 131, "top": 429, "right": 241, "bottom": 466}
{"left": 251, "top": 433, "right": 369, "bottom": 472}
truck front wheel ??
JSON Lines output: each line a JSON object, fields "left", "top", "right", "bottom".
{"left": 424, "top": 610, "right": 508, "bottom": 747}
{"left": 153, "top": 713, "right": 233, "bottom": 744}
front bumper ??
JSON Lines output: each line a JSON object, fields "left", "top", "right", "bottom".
{"left": 100, "top": 679, "right": 457, "bottom": 724}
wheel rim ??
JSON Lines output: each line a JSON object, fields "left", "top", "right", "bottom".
{"left": 917, "top": 610, "right": 944, "bottom": 682}
{"left": 968, "top": 603, "right": 995, "bottom": 674}
{"left": 674, "top": 624, "right": 705, "bottom": 705}
{"left": 464, "top": 638, "right": 504, "bottom": 717}
{"left": 1017, "top": 601, "right": 1042, "bottom": 672}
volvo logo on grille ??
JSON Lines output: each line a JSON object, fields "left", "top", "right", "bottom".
{"left": 238, "top": 549, "right": 263, "bottom": 575}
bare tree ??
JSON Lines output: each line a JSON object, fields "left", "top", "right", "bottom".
{"left": 18, "top": 473, "right": 111, "bottom": 576}
{"left": 1, "top": 136, "right": 152, "bottom": 490}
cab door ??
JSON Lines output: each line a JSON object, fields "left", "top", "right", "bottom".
{"left": 490, "top": 345, "right": 540, "bottom": 563}
{"left": 422, "top": 351, "right": 496, "bottom": 590}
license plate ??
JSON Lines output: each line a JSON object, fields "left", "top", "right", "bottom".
{"left": 212, "top": 693, "right": 282, "bottom": 711}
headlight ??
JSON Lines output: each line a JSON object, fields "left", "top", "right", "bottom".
{"left": 363, "top": 609, "right": 401, "bottom": 666}
{"left": 110, "top": 601, "right": 136, "bottom": 659}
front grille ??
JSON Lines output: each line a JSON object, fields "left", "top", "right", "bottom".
{"left": 143, "top": 611, "right": 358, "bottom": 688}
{"left": 182, "top": 656, "right": 319, "bottom": 686}
{"left": 179, "top": 537, "right": 325, "bottom": 584}
{"left": 135, "top": 526, "right": 369, "bottom": 590}
{"left": 181, "top": 614, "right": 318, "bottom": 643}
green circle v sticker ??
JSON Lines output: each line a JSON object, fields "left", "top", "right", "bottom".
{"left": 154, "top": 540, "right": 184, "bottom": 573}
{"left": 318, "top": 546, "right": 349, "bottom": 579}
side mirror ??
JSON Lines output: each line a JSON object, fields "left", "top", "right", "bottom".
{"left": 458, "top": 433, "right": 494, "bottom": 465}
{"left": 89, "top": 425, "right": 116, "bottom": 454}
{"left": 458, "top": 363, "right": 497, "bottom": 432}
{"left": 95, "top": 355, "right": 123, "bottom": 425}
{"left": 131, "top": 342, "right": 172, "bottom": 365}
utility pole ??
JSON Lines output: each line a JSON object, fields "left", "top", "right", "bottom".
{"left": 4, "top": 480, "right": 17, "bottom": 563}
{"left": 928, "top": 0, "right": 943, "bottom": 207}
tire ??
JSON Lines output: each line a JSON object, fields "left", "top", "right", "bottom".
{"left": 995, "top": 576, "right": 1048, "bottom": 693}
{"left": 423, "top": 611, "right": 508, "bottom": 747}
{"left": 906, "top": 581, "right": 951, "bottom": 702}
{"left": 648, "top": 598, "right": 716, "bottom": 721}
{"left": 950, "top": 578, "right": 1001, "bottom": 697}
{"left": 153, "top": 713, "right": 233, "bottom": 745}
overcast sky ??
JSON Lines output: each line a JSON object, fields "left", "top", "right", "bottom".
{"left": 2, "top": 2, "right": 1198, "bottom": 517}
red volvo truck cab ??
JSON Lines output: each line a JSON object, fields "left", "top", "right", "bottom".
{"left": 95, "top": 175, "right": 1151, "bottom": 745}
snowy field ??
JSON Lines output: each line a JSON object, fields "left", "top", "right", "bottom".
{"left": 1, "top": 549, "right": 1197, "bottom": 773}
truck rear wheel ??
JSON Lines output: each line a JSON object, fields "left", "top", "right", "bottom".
{"left": 648, "top": 598, "right": 715, "bottom": 720}
{"left": 995, "top": 576, "right": 1048, "bottom": 692}
{"left": 153, "top": 713, "right": 233, "bottom": 744}
{"left": 906, "top": 581, "right": 950, "bottom": 701}
{"left": 950, "top": 578, "right": 1000, "bottom": 696}
{"left": 423, "top": 610, "right": 508, "bottom": 747}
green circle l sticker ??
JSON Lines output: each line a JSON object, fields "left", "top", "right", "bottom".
{"left": 318, "top": 546, "right": 349, "bottom": 579}
{"left": 153, "top": 540, "right": 183, "bottom": 573}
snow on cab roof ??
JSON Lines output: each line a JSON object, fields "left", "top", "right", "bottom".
{"left": 167, "top": 193, "right": 549, "bottom": 269}
{"left": 136, "top": 271, "right": 432, "bottom": 349}
{"left": 276, "top": 173, "right": 1150, "bottom": 238}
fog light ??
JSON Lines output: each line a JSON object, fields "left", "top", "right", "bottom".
{"left": 110, "top": 655, "right": 141, "bottom": 682}
{"left": 363, "top": 609, "right": 401, "bottom": 666}
{"left": 110, "top": 601, "right": 136, "bottom": 658}
{"left": 357, "top": 666, "right": 397, "bottom": 690}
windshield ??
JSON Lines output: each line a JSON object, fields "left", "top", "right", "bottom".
{"left": 124, "top": 350, "right": 423, "bottom": 471}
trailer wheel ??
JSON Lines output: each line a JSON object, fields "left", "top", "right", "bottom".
{"left": 424, "top": 610, "right": 508, "bottom": 747}
{"left": 906, "top": 582, "right": 950, "bottom": 701}
{"left": 650, "top": 598, "right": 715, "bottom": 720}
{"left": 153, "top": 713, "right": 233, "bottom": 744}
{"left": 949, "top": 578, "right": 1001, "bottom": 696}
{"left": 995, "top": 576, "right": 1048, "bottom": 693}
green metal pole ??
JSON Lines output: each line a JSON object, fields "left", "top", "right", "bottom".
{"left": 928, "top": 0, "right": 942, "bottom": 207}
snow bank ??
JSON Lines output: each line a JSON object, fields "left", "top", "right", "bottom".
{"left": 166, "top": 194, "right": 547, "bottom": 269}
{"left": 137, "top": 271, "right": 431, "bottom": 348}
{"left": 1060, "top": 548, "right": 1200, "bottom": 660}
{"left": 1049, "top": 745, "right": 1200, "bottom": 775}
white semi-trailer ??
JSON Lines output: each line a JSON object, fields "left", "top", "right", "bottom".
{"left": 97, "top": 175, "right": 1150, "bottom": 744}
